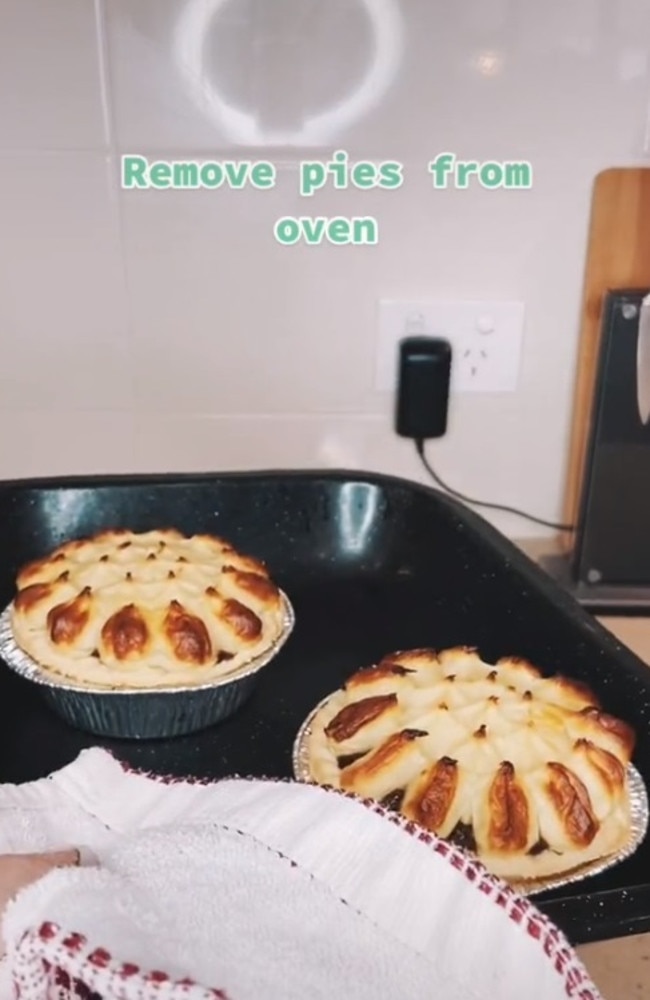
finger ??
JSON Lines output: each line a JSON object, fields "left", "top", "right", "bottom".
{"left": 40, "top": 849, "right": 81, "bottom": 868}
{"left": 35, "top": 847, "right": 98, "bottom": 868}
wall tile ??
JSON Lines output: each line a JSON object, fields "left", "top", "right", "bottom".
{"left": 133, "top": 412, "right": 563, "bottom": 538}
{"left": 106, "top": 0, "right": 407, "bottom": 154}
{"left": 0, "top": 0, "right": 107, "bottom": 150}
{"left": 1, "top": 412, "right": 136, "bottom": 481}
{"left": 105, "top": 0, "right": 649, "bottom": 160}
{"left": 121, "top": 153, "right": 594, "bottom": 419}
{"left": 0, "top": 339, "right": 134, "bottom": 412}
{"left": 0, "top": 153, "right": 131, "bottom": 410}
{"left": 132, "top": 413, "right": 385, "bottom": 475}
{"left": 121, "top": 167, "right": 408, "bottom": 416}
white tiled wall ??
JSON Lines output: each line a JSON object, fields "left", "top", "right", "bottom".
{"left": 2, "top": 0, "right": 650, "bottom": 537}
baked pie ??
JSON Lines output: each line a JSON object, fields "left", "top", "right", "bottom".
{"left": 304, "top": 647, "right": 636, "bottom": 881}
{"left": 10, "top": 528, "right": 287, "bottom": 689}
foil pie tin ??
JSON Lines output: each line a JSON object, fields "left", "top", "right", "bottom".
{"left": 292, "top": 693, "right": 649, "bottom": 897}
{"left": 0, "top": 595, "right": 295, "bottom": 740}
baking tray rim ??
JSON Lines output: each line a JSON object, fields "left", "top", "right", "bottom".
{"left": 2, "top": 467, "right": 650, "bottom": 940}
{"left": 0, "top": 466, "right": 646, "bottom": 681}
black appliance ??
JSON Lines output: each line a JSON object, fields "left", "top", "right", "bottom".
{"left": 546, "top": 288, "right": 650, "bottom": 610}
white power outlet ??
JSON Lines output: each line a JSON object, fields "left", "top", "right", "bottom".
{"left": 376, "top": 299, "right": 526, "bottom": 393}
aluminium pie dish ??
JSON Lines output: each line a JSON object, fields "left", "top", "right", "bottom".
{"left": 294, "top": 646, "right": 648, "bottom": 891}
{"left": 0, "top": 528, "right": 295, "bottom": 738}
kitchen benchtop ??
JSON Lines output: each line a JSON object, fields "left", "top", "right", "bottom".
{"left": 517, "top": 538, "right": 650, "bottom": 662}
{"left": 517, "top": 538, "right": 650, "bottom": 999}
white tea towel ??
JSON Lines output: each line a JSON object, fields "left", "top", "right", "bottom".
{"left": 0, "top": 749, "right": 602, "bottom": 1000}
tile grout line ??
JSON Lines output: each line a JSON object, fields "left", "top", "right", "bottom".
{"left": 0, "top": 410, "right": 388, "bottom": 421}
{"left": 93, "top": 0, "right": 138, "bottom": 415}
{"left": 92, "top": 0, "right": 114, "bottom": 151}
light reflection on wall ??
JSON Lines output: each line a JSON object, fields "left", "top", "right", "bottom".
{"left": 473, "top": 50, "right": 504, "bottom": 77}
{"left": 173, "top": 0, "right": 404, "bottom": 147}
{"left": 337, "top": 482, "right": 379, "bottom": 554}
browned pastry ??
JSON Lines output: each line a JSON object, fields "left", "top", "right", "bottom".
{"left": 306, "top": 647, "right": 636, "bottom": 881}
{"left": 10, "top": 528, "right": 286, "bottom": 689}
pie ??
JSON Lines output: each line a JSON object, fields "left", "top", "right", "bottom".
{"left": 10, "top": 528, "right": 287, "bottom": 689}
{"left": 304, "top": 647, "right": 636, "bottom": 881}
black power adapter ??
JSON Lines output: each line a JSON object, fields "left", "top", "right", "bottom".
{"left": 395, "top": 336, "right": 452, "bottom": 440}
{"left": 395, "top": 334, "right": 573, "bottom": 531}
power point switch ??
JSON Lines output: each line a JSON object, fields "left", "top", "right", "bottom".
{"left": 395, "top": 336, "right": 452, "bottom": 440}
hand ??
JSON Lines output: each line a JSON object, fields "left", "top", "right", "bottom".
{"left": 0, "top": 850, "right": 79, "bottom": 957}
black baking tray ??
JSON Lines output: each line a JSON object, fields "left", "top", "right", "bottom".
{"left": 1, "top": 469, "right": 649, "bottom": 945}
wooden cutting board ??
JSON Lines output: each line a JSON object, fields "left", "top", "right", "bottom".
{"left": 562, "top": 167, "right": 650, "bottom": 553}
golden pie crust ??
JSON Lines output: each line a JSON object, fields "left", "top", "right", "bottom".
{"left": 10, "top": 528, "right": 287, "bottom": 690}
{"left": 305, "top": 647, "right": 636, "bottom": 881}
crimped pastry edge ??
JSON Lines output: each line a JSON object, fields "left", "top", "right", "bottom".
{"left": 0, "top": 595, "right": 295, "bottom": 694}
{"left": 9, "top": 527, "right": 291, "bottom": 690}
{"left": 292, "top": 673, "right": 648, "bottom": 895}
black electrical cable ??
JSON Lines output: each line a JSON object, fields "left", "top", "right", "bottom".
{"left": 415, "top": 439, "right": 575, "bottom": 532}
